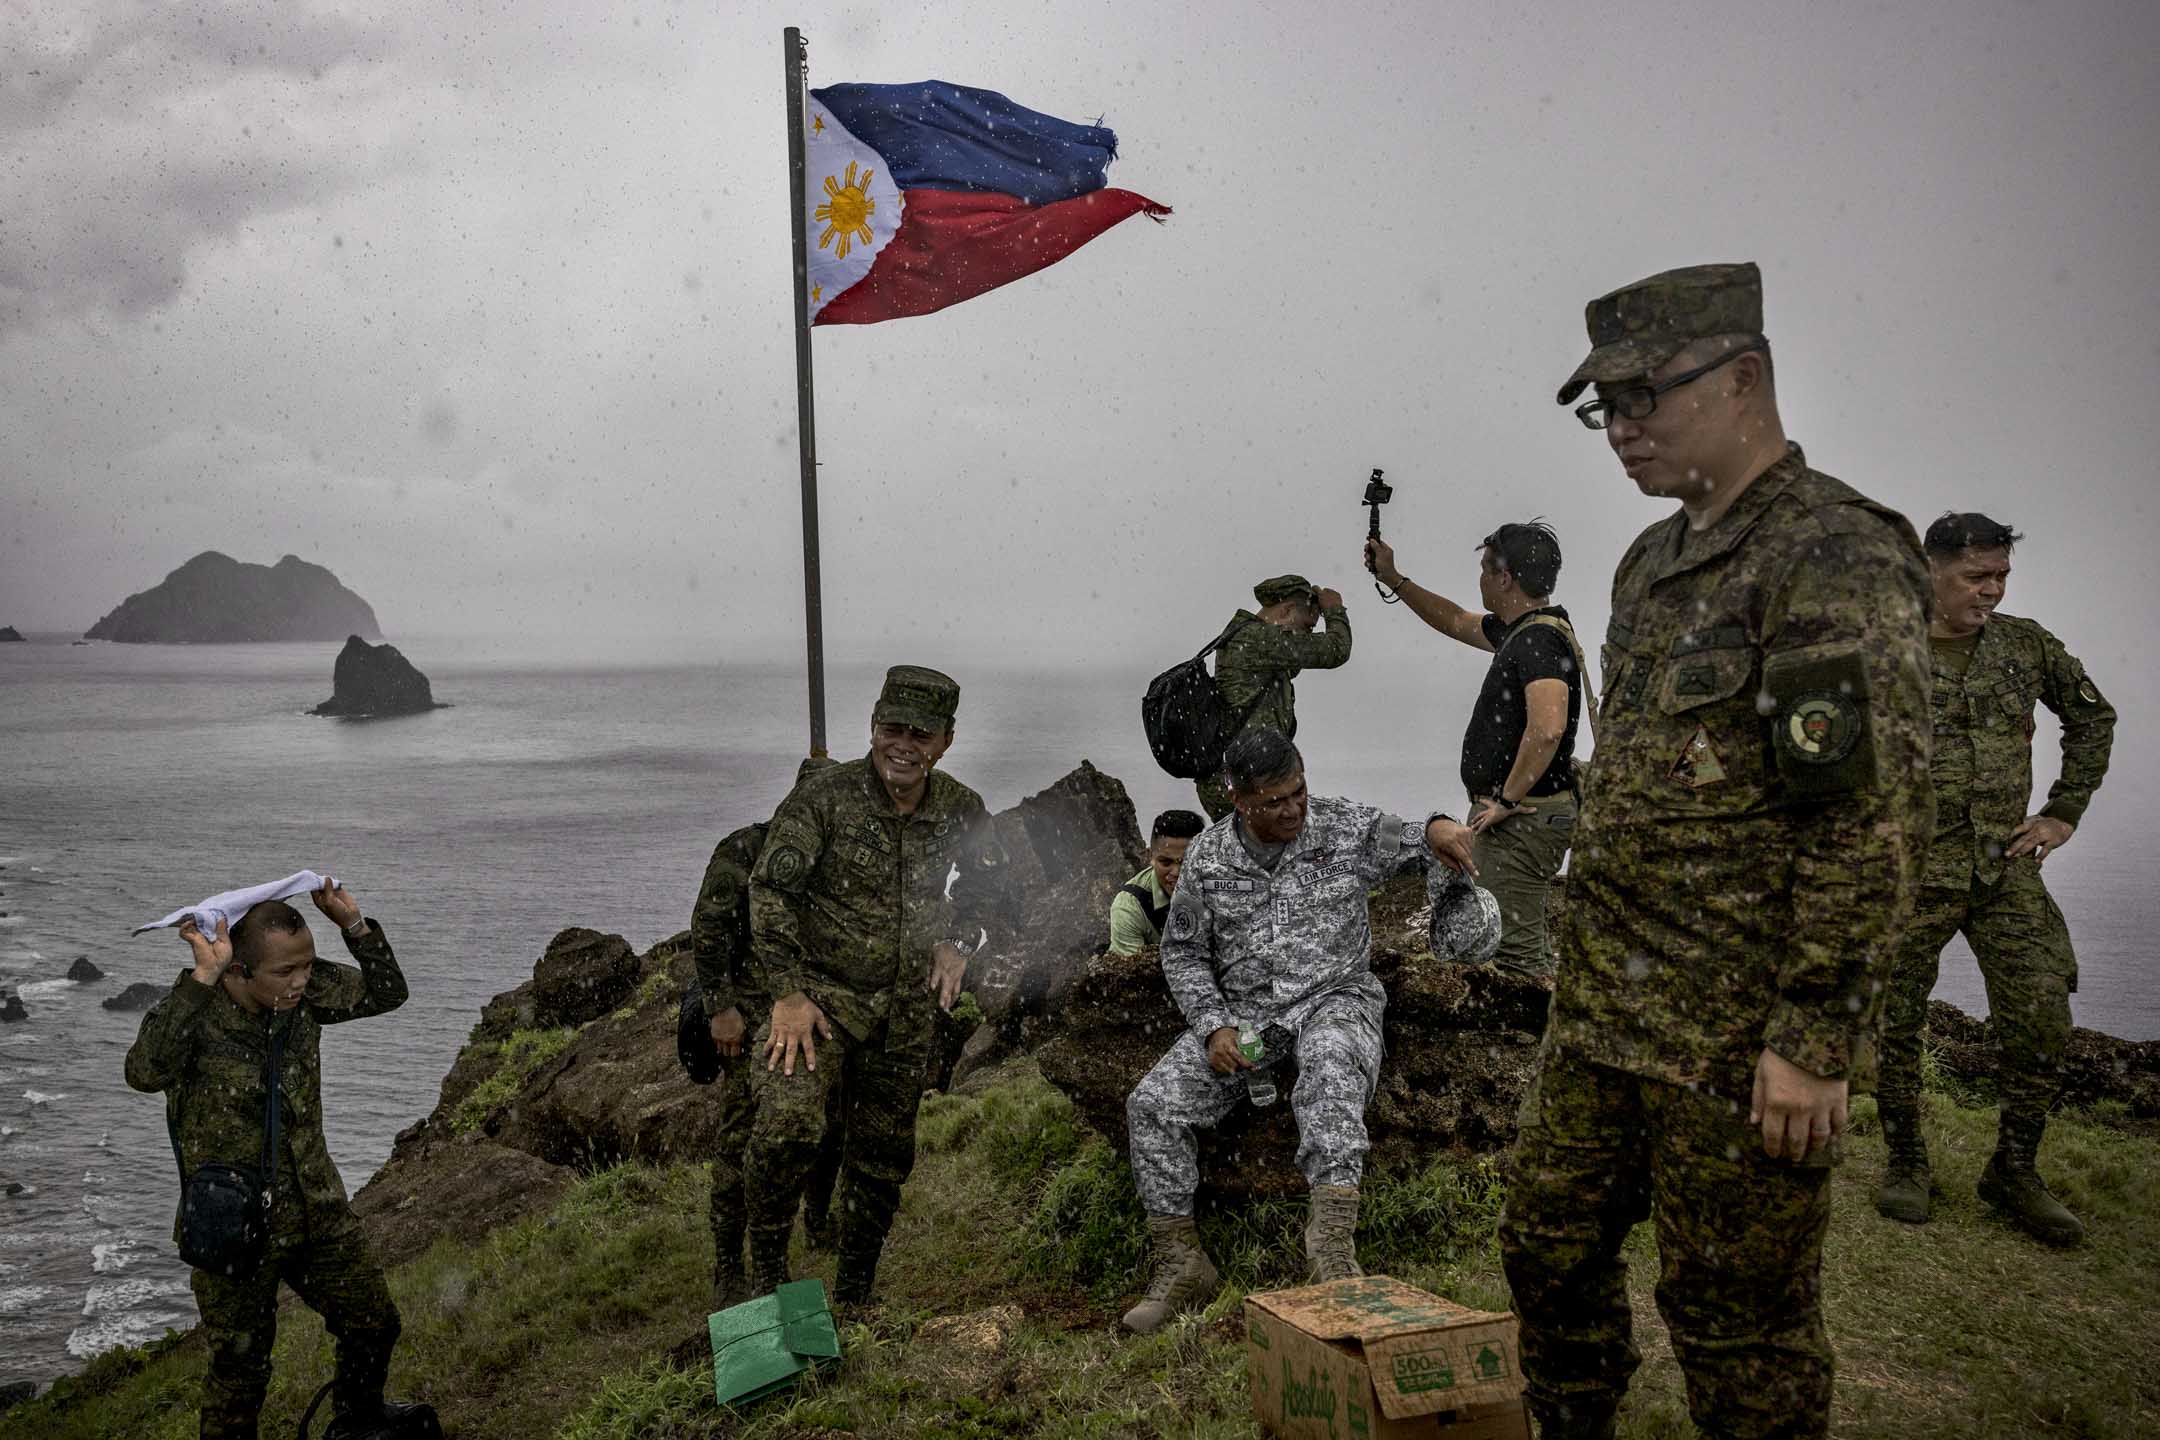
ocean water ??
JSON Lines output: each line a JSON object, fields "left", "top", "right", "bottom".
{"left": 0, "top": 635, "right": 2151, "bottom": 1384}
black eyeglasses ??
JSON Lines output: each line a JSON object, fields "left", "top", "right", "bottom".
{"left": 1574, "top": 339, "right": 1766, "bottom": 430}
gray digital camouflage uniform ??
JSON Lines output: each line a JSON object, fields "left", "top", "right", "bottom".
{"left": 1127, "top": 796, "right": 1441, "bottom": 1215}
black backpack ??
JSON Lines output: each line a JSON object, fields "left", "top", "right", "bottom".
{"left": 677, "top": 975, "right": 723, "bottom": 1085}
{"left": 1141, "top": 617, "right": 1262, "bottom": 779}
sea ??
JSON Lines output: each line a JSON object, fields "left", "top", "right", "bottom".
{"left": 0, "top": 635, "right": 2151, "bottom": 1386}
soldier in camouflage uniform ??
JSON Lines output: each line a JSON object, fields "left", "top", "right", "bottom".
{"left": 741, "top": 666, "right": 1014, "bottom": 1304}
{"left": 1195, "top": 574, "right": 1352, "bottom": 820}
{"left": 125, "top": 883, "right": 425, "bottom": 1440}
{"left": 1499, "top": 264, "right": 1934, "bottom": 1440}
{"left": 691, "top": 757, "right": 846, "bottom": 1310}
{"left": 1122, "top": 727, "right": 1480, "bottom": 1335}
{"left": 1875, "top": 513, "right": 2115, "bottom": 1244}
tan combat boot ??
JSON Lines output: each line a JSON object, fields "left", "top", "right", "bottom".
{"left": 1305, "top": 1185, "right": 1363, "bottom": 1283}
{"left": 1120, "top": 1215, "right": 1221, "bottom": 1335}
{"left": 1874, "top": 1100, "right": 1931, "bottom": 1225}
{"left": 1978, "top": 1112, "right": 2084, "bottom": 1246}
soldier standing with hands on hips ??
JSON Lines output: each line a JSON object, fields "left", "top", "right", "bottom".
{"left": 1873, "top": 513, "right": 2115, "bottom": 1243}
{"left": 1498, "top": 263, "right": 1934, "bottom": 1440}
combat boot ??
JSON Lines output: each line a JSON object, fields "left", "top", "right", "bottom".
{"left": 747, "top": 1224, "right": 792, "bottom": 1295}
{"left": 1304, "top": 1185, "right": 1363, "bottom": 1283}
{"left": 833, "top": 1233, "right": 884, "bottom": 1306}
{"left": 1527, "top": 1397, "right": 1618, "bottom": 1440}
{"left": 1978, "top": 1112, "right": 2084, "bottom": 1246}
{"left": 1120, "top": 1215, "right": 1222, "bottom": 1335}
{"left": 1874, "top": 1100, "right": 1931, "bottom": 1225}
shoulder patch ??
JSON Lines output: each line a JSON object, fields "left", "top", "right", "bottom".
{"left": 1166, "top": 894, "right": 1202, "bottom": 943}
{"left": 766, "top": 845, "right": 809, "bottom": 887}
{"left": 1777, "top": 691, "right": 1864, "bottom": 766}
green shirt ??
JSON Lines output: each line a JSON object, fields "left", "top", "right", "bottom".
{"left": 1106, "top": 865, "right": 1170, "bottom": 956}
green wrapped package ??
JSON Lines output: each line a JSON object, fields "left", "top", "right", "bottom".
{"left": 709, "top": 1277, "right": 842, "bottom": 1407}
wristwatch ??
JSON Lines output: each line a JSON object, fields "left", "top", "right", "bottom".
{"left": 344, "top": 917, "right": 369, "bottom": 938}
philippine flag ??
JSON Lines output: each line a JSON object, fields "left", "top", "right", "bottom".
{"left": 804, "top": 81, "right": 1169, "bottom": 326}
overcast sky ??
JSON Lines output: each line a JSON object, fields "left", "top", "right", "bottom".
{"left": 3, "top": 0, "right": 2155, "bottom": 677}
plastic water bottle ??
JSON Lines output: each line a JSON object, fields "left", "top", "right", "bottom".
{"left": 1238, "top": 1024, "right": 1277, "bottom": 1106}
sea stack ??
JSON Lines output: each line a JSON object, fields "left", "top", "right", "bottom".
{"left": 312, "top": 635, "right": 443, "bottom": 718}
{"left": 84, "top": 552, "right": 381, "bottom": 643}
{"left": 0, "top": 626, "right": 24, "bottom": 642}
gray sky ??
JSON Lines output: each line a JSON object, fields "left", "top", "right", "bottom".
{"left": 3, "top": 0, "right": 2156, "bottom": 680}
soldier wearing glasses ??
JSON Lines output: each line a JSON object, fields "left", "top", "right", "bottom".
{"left": 1497, "top": 264, "right": 1933, "bottom": 1440}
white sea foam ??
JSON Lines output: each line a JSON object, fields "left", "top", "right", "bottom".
{"left": 82, "top": 1275, "right": 191, "bottom": 1316}
{"left": 0, "top": 1284, "right": 56, "bottom": 1313}
{"left": 67, "top": 1306, "right": 193, "bottom": 1359}
{"left": 23, "top": 1091, "right": 66, "bottom": 1105}
{"left": 92, "top": 1238, "right": 145, "bottom": 1274}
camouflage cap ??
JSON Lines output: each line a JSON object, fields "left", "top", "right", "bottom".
{"left": 1253, "top": 574, "right": 1320, "bottom": 608}
{"left": 1555, "top": 262, "right": 1764, "bottom": 405}
{"left": 872, "top": 664, "right": 959, "bottom": 732}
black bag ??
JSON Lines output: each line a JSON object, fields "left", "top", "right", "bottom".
{"left": 1141, "top": 618, "right": 1262, "bottom": 779}
{"left": 170, "top": 1018, "right": 286, "bottom": 1278}
{"left": 678, "top": 976, "right": 722, "bottom": 1085}
{"left": 298, "top": 1383, "right": 444, "bottom": 1440}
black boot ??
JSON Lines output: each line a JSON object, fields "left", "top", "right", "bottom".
{"left": 748, "top": 1224, "right": 792, "bottom": 1294}
{"left": 1978, "top": 1111, "right": 2084, "bottom": 1245}
{"left": 324, "top": 1401, "right": 442, "bottom": 1439}
{"left": 1528, "top": 1396, "right": 1618, "bottom": 1440}
{"left": 1874, "top": 1098, "right": 1931, "bottom": 1225}
{"left": 832, "top": 1231, "right": 885, "bottom": 1306}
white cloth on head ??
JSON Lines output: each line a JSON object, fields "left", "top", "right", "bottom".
{"left": 134, "top": 870, "right": 336, "bottom": 936}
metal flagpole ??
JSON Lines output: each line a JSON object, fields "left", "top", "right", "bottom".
{"left": 782, "top": 25, "right": 827, "bottom": 758}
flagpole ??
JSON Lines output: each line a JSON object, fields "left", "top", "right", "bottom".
{"left": 782, "top": 25, "right": 827, "bottom": 758}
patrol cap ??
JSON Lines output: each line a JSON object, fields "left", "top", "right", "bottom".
{"left": 1555, "top": 262, "right": 1764, "bottom": 405}
{"left": 1253, "top": 574, "right": 1320, "bottom": 608}
{"left": 872, "top": 665, "right": 959, "bottom": 733}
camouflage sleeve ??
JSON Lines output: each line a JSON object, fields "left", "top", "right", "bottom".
{"left": 307, "top": 920, "right": 409, "bottom": 1025}
{"left": 1159, "top": 888, "right": 1233, "bottom": 1042}
{"left": 689, "top": 842, "right": 748, "bottom": 1018}
{"left": 1358, "top": 810, "right": 1437, "bottom": 883}
{"left": 946, "top": 794, "right": 1016, "bottom": 960}
{"left": 2036, "top": 629, "right": 2115, "bottom": 826}
{"left": 122, "top": 970, "right": 220, "bottom": 1093}
{"left": 1757, "top": 524, "right": 1933, "bottom": 1079}
{"left": 1236, "top": 604, "right": 1353, "bottom": 672}
{"left": 749, "top": 786, "right": 827, "bottom": 1003}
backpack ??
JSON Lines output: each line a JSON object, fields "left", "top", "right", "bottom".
{"left": 1141, "top": 618, "right": 1262, "bottom": 779}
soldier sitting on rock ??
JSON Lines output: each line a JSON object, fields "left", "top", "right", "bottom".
{"left": 125, "top": 884, "right": 429, "bottom": 1440}
{"left": 1121, "top": 727, "right": 1484, "bottom": 1335}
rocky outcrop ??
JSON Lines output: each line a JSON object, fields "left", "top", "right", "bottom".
{"left": 66, "top": 957, "right": 103, "bottom": 982}
{"left": 0, "top": 987, "right": 26, "bottom": 1024}
{"left": 0, "top": 626, "right": 23, "bottom": 642}
{"left": 1032, "top": 870, "right": 1551, "bottom": 1200}
{"left": 1925, "top": 999, "right": 2160, "bottom": 1129}
{"left": 529, "top": 928, "right": 640, "bottom": 1028}
{"left": 311, "top": 635, "right": 443, "bottom": 718}
{"left": 102, "top": 982, "right": 167, "bottom": 1012}
{"left": 84, "top": 552, "right": 381, "bottom": 644}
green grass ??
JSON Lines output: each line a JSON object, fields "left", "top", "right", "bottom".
{"left": 11, "top": 1063, "right": 2157, "bottom": 1439}
{"left": 447, "top": 1025, "right": 576, "bottom": 1133}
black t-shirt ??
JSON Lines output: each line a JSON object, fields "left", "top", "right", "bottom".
{"left": 1459, "top": 606, "right": 1583, "bottom": 799}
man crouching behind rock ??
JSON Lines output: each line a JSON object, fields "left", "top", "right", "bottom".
{"left": 1121, "top": 727, "right": 1480, "bottom": 1335}
{"left": 125, "top": 884, "right": 425, "bottom": 1440}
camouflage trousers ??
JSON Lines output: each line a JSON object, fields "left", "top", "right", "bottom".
{"left": 1499, "top": 1045, "right": 1834, "bottom": 1440}
{"left": 1125, "top": 987, "right": 1383, "bottom": 1216}
{"left": 742, "top": 1002, "right": 933, "bottom": 1280}
{"left": 1878, "top": 861, "right": 2076, "bottom": 1119}
{"left": 190, "top": 1206, "right": 399, "bottom": 1440}
{"left": 1194, "top": 774, "right": 1235, "bottom": 823}
{"left": 1468, "top": 791, "right": 1575, "bottom": 977}
{"left": 711, "top": 1047, "right": 845, "bottom": 1269}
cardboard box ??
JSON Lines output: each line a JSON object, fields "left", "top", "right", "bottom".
{"left": 1245, "top": 1276, "right": 1529, "bottom": 1440}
